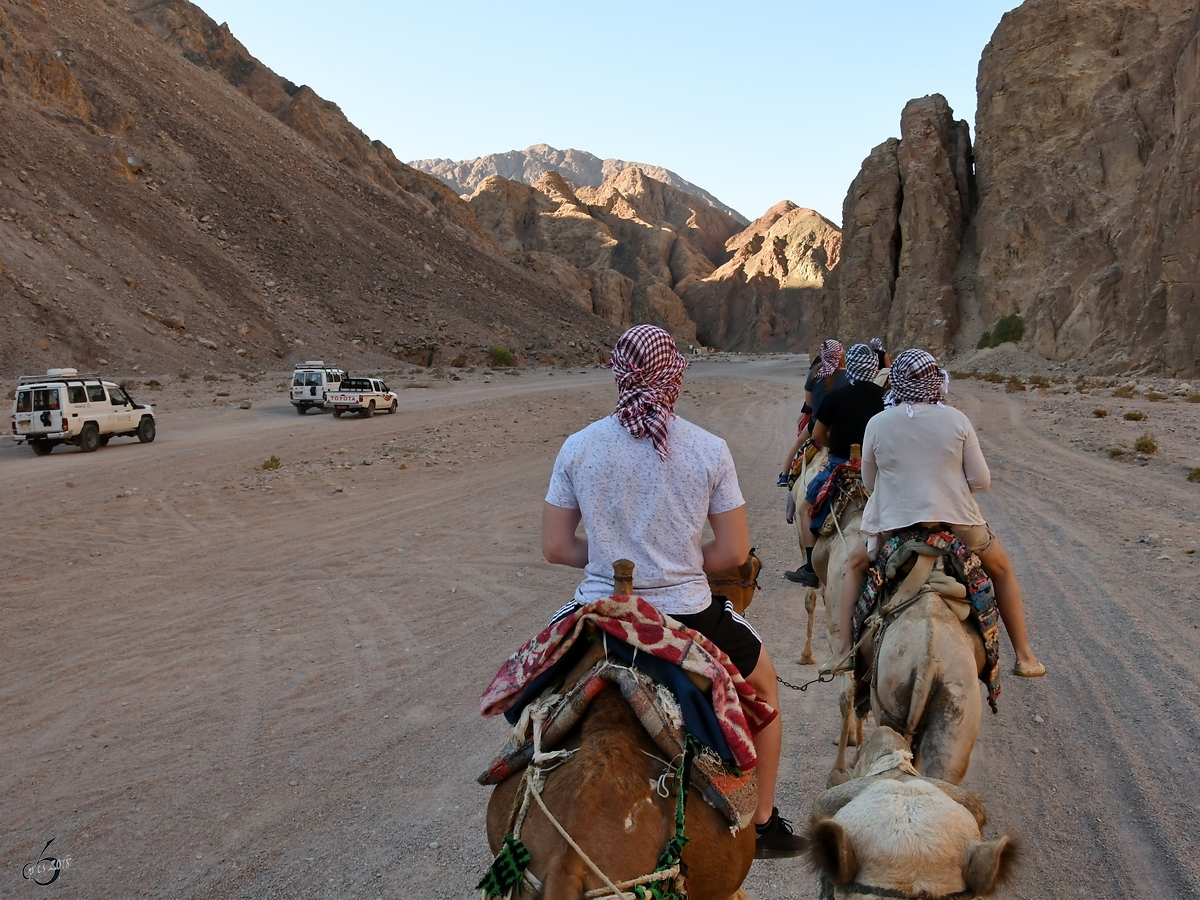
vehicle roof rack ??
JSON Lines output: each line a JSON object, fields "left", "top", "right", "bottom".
{"left": 18, "top": 372, "right": 104, "bottom": 384}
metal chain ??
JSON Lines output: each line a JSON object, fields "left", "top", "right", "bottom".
{"left": 776, "top": 672, "right": 836, "bottom": 692}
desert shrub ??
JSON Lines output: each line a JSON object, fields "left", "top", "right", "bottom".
{"left": 1005, "top": 375, "right": 1025, "bottom": 393}
{"left": 1147, "top": 391, "right": 1169, "bottom": 401}
{"left": 991, "top": 314, "right": 1025, "bottom": 345}
{"left": 1134, "top": 434, "right": 1157, "bottom": 453}
{"left": 1189, "top": 468, "right": 1200, "bottom": 483}
{"left": 489, "top": 345, "right": 515, "bottom": 367}
{"left": 1113, "top": 386, "right": 1135, "bottom": 398}
{"left": 1108, "top": 447, "right": 1126, "bottom": 458}
{"left": 261, "top": 455, "right": 281, "bottom": 470}
{"left": 982, "top": 371, "right": 1004, "bottom": 384}
{"left": 1093, "top": 408, "right": 1108, "bottom": 418}
{"left": 1187, "top": 394, "right": 1200, "bottom": 403}
{"left": 949, "top": 370, "right": 977, "bottom": 380}
{"left": 1124, "top": 411, "right": 1146, "bottom": 421}
{"left": 1029, "top": 375, "right": 1051, "bottom": 387}
{"left": 976, "top": 332, "right": 992, "bottom": 349}
{"left": 203, "top": 373, "right": 219, "bottom": 382}
{"left": 146, "top": 379, "right": 162, "bottom": 390}
{"left": 178, "top": 370, "right": 191, "bottom": 381}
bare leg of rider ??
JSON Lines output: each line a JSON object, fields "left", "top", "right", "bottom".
{"left": 745, "top": 648, "right": 782, "bottom": 825}
{"left": 836, "top": 541, "right": 870, "bottom": 660}
{"left": 976, "top": 539, "right": 1043, "bottom": 671}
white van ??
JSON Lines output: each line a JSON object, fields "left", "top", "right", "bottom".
{"left": 11, "top": 368, "right": 156, "bottom": 455}
{"left": 291, "top": 361, "right": 347, "bottom": 415}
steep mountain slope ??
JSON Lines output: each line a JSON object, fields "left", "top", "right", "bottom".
{"left": 411, "top": 144, "right": 750, "bottom": 225}
{"left": 0, "top": 0, "right": 619, "bottom": 381}
{"left": 824, "top": 0, "right": 1200, "bottom": 378}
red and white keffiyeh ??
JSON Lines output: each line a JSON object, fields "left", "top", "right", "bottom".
{"left": 607, "top": 325, "right": 688, "bottom": 460}
{"left": 813, "top": 339, "right": 844, "bottom": 379}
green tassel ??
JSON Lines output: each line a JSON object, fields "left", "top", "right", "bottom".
{"left": 477, "top": 834, "right": 531, "bottom": 898}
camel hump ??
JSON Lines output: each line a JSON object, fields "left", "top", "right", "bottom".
{"left": 612, "top": 559, "right": 635, "bottom": 596}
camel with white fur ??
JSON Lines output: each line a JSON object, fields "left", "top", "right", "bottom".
{"left": 807, "top": 725, "right": 1017, "bottom": 900}
{"left": 791, "top": 446, "right": 866, "bottom": 785}
{"left": 484, "top": 557, "right": 763, "bottom": 900}
{"left": 866, "top": 552, "right": 986, "bottom": 785}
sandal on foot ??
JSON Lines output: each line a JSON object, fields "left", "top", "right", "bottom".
{"left": 1013, "top": 659, "right": 1047, "bottom": 677}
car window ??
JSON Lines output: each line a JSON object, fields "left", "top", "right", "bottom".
{"left": 86, "top": 384, "right": 106, "bottom": 402}
{"left": 378, "top": 382, "right": 389, "bottom": 392}
{"left": 67, "top": 385, "right": 87, "bottom": 404}
{"left": 110, "top": 388, "right": 126, "bottom": 405}
{"left": 16, "top": 390, "right": 31, "bottom": 412}
{"left": 293, "top": 374, "right": 303, "bottom": 386}
{"left": 309, "top": 372, "right": 324, "bottom": 386}
{"left": 33, "top": 388, "right": 60, "bottom": 411}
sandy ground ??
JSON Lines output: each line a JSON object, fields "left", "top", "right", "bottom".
{"left": 2, "top": 355, "right": 1199, "bottom": 899}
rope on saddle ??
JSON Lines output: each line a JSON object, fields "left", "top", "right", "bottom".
{"left": 478, "top": 701, "right": 696, "bottom": 900}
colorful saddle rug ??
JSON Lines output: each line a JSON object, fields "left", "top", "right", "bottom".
{"left": 851, "top": 527, "right": 1001, "bottom": 718}
{"left": 478, "top": 647, "right": 759, "bottom": 829}
{"left": 481, "top": 596, "right": 774, "bottom": 770}
{"left": 812, "top": 459, "right": 865, "bottom": 536}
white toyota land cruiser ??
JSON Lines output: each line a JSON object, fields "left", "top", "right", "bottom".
{"left": 11, "top": 368, "right": 157, "bottom": 455}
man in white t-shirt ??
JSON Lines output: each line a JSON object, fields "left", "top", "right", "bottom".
{"left": 542, "top": 324, "right": 805, "bottom": 859}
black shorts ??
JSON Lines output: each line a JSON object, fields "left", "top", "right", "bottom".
{"left": 674, "top": 599, "right": 763, "bottom": 678}
{"left": 548, "top": 598, "right": 763, "bottom": 678}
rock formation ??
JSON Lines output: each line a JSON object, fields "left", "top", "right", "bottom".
{"left": 827, "top": 0, "right": 1200, "bottom": 377}
{"left": 412, "top": 144, "right": 749, "bottom": 225}
{"left": 827, "top": 96, "right": 973, "bottom": 352}
{"left": 683, "top": 203, "right": 842, "bottom": 352}
{"left": 973, "top": 0, "right": 1200, "bottom": 375}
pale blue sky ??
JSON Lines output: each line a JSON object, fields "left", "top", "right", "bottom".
{"left": 194, "top": 1, "right": 1021, "bottom": 224}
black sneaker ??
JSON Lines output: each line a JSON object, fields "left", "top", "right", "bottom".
{"left": 784, "top": 564, "right": 819, "bottom": 587}
{"left": 755, "top": 808, "right": 807, "bottom": 859}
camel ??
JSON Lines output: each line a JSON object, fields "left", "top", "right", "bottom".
{"left": 484, "top": 559, "right": 761, "bottom": 900}
{"left": 807, "top": 726, "right": 1017, "bottom": 900}
{"left": 791, "top": 446, "right": 867, "bottom": 785}
{"left": 867, "top": 552, "right": 986, "bottom": 785}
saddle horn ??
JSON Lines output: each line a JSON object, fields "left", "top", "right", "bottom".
{"left": 612, "top": 559, "right": 635, "bottom": 597}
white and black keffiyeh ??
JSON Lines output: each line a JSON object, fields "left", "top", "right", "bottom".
{"left": 844, "top": 343, "right": 880, "bottom": 385}
{"left": 606, "top": 325, "right": 688, "bottom": 460}
{"left": 885, "top": 348, "right": 948, "bottom": 417}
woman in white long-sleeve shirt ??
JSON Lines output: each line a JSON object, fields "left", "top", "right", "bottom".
{"left": 833, "top": 349, "right": 1045, "bottom": 677}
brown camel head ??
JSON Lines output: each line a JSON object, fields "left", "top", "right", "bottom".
{"left": 706, "top": 549, "right": 762, "bottom": 616}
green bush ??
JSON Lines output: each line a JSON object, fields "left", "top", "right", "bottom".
{"left": 991, "top": 314, "right": 1025, "bottom": 345}
{"left": 489, "top": 345, "right": 515, "bottom": 367}
{"left": 1005, "top": 375, "right": 1025, "bottom": 393}
{"left": 1188, "top": 467, "right": 1200, "bottom": 483}
{"left": 1092, "top": 408, "right": 1108, "bottom": 418}
{"left": 976, "top": 332, "right": 992, "bottom": 349}
{"left": 1134, "top": 434, "right": 1157, "bottom": 453}
{"left": 262, "top": 455, "right": 281, "bottom": 470}
{"left": 982, "top": 371, "right": 1004, "bottom": 384}
{"left": 1124, "top": 411, "right": 1146, "bottom": 421}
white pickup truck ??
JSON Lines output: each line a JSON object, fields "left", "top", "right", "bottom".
{"left": 325, "top": 377, "right": 398, "bottom": 418}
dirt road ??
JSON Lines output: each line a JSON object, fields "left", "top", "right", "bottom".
{"left": 1, "top": 357, "right": 1198, "bottom": 898}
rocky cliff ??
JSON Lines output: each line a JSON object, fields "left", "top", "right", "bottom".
{"left": 0, "top": 0, "right": 623, "bottom": 379}
{"left": 412, "top": 144, "right": 750, "bottom": 225}
{"left": 683, "top": 202, "right": 841, "bottom": 352}
{"left": 827, "top": 0, "right": 1200, "bottom": 377}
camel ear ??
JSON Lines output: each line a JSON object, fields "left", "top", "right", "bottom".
{"left": 807, "top": 819, "right": 857, "bottom": 885}
{"left": 965, "top": 835, "right": 1019, "bottom": 894}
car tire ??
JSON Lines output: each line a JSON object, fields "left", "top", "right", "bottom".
{"left": 30, "top": 439, "right": 54, "bottom": 456}
{"left": 332, "top": 409, "right": 343, "bottom": 418}
{"left": 296, "top": 404, "right": 309, "bottom": 415}
{"left": 364, "top": 401, "right": 375, "bottom": 418}
{"left": 388, "top": 399, "right": 398, "bottom": 414}
{"left": 137, "top": 416, "right": 156, "bottom": 443}
{"left": 79, "top": 423, "right": 100, "bottom": 453}
{"left": 98, "top": 435, "right": 111, "bottom": 447}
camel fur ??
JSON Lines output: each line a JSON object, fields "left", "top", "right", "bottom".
{"left": 807, "top": 727, "right": 1018, "bottom": 899}
{"left": 870, "top": 560, "right": 987, "bottom": 785}
{"left": 791, "top": 447, "right": 866, "bottom": 786}
{"left": 485, "top": 558, "right": 764, "bottom": 900}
